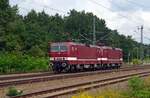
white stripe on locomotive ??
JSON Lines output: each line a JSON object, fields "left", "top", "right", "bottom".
{"left": 50, "top": 57, "right": 123, "bottom": 61}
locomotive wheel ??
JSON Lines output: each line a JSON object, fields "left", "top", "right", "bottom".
{"left": 52, "top": 65, "right": 62, "bottom": 73}
{"left": 105, "top": 64, "right": 107, "bottom": 69}
{"left": 114, "top": 64, "right": 118, "bottom": 69}
{"left": 90, "top": 64, "right": 95, "bottom": 71}
{"left": 51, "top": 65, "right": 55, "bottom": 73}
{"left": 49, "top": 63, "right": 53, "bottom": 71}
{"left": 64, "top": 65, "right": 70, "bottom": 73}
{"left": 53, "top": 68, "right": 62, "bottom": 74}
{"left": 98, "top": 64, "right": 101, "bottom": 70}
{"left": 116, "top": 64, "right": 121, "bottom": 69}
{"left": 80, "top": 65, "right": 84, "bottom": 72}
{"left": 111, "top": 64, "right": 114, "bottom": 69}
{"left": 70, "top": 65, "right": 76, "bottom": 72}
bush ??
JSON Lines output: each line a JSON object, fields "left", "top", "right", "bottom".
{"left": 6, "top": 86, "right": 23, "bottom": 97}
{"left": 128, "top": 77, "right": 150, "bottom": 98}
{"left": 132, "top": 59, "right": 142, "bottom": 65}
{"left": 28, "top": 45, "right": 45, "bottom": 57}
{"left": 0, "top": 52, "right": 49, "bottom": 74}
{"left": 143, "top": 58, "right": 150, "bottom": 63}
{"left": 128, "top": 77, "right": 144, "bottom": 91}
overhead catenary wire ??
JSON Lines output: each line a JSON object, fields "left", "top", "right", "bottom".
{"left": 79, "top": 33, "right": 93, "bottom": 43}
{"left": 88, "top": 0, "right": 140, "bottom": 24}
{"left": 125, "top": 0, "right": 149, "bottom": 8}
{"left": 18, "top": 4, "right": 67, "bottom": 15}
{"left": 134, "top": 28, "right": 150, "bottom": 43}
{"left": 144, "top": 36, "right": 150, "bottom": 41}
{"left": 43, "top": 5, "right": 67, "bottom": 14}
{"left": 108, "top": 0, "right": 126, "bottom": 11}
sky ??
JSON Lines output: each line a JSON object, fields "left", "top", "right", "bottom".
{"left": 9, "top": 0, "right": 150, "bottom": 44}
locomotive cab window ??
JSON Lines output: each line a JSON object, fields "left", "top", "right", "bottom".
{"left": 50, "top": 46, "right": 59, "bottom": 52}
{"left": 60, "top": 45, "right": 67, "bottom": 52}
{"left": 50, "top": 45, "right": 68, "bottom": 52}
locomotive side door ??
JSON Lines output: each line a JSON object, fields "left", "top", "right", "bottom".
{"left": 96, "top": 48, "right": 100, "bottom": 64}
{"left": 70, "top": 45, "right": 78, "bottom": 65}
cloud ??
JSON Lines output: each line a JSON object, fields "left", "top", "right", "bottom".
{"left": 9, "top": 0, "right": 150, "bottom": 44}
{"left": 109, "top": 0, "right": 150, "bottom": 12}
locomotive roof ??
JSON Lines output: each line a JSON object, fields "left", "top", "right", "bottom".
{"left": 50, "top": 42, "right": 122, "bottom": 51}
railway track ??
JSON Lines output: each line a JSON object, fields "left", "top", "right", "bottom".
{"left": 0, "top": 64, "right": 142, "bottom": 81}
{"left": 0, "top": 65, "right": 130, "bottom": 81}
{"left": 11, "top": 68, "right": 150, "bottom": 98}
{"left": 0, "top": 65, "right": 149, "bottom": 87}
{"left": 0, "top": 72, "right": 53, "bottom": 81}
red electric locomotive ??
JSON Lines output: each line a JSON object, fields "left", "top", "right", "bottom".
{"left": 48, "top": 42, "right": 123, "bottom": 73}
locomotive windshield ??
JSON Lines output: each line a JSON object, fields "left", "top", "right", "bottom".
{"left": 50, "top": 45, "right": 68, "bottom": 52}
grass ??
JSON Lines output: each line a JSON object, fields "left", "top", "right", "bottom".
{"left": 72, "top": 77, "right": 150, "bottom": 98}
{"left": 72, "top": 89, "right": 125, "bottom": 98}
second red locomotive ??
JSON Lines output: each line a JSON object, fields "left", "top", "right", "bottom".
{"left": 48, "top": 42, "right": 123, "bottom": 73}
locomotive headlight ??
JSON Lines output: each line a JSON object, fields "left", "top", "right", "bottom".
{"left": 120, "top": 58, "right": 123, "bottom": 61}
{"left": 50, "top": 57, "right": 54, "bottom": 60}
